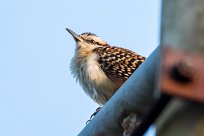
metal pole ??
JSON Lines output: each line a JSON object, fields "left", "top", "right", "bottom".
{"left": 160, "top": 0, "right": 204, "bottom": 53}
{"left": 156, "top": 0, "right": 204, "bottom": 135}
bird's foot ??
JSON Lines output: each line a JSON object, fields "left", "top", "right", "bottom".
{"left": 86, "top": 107, "right": 102, "bottom": 124}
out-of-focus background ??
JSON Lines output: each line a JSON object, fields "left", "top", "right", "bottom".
{"left": 0, "top": 0, "right": 160, "bottom": 135}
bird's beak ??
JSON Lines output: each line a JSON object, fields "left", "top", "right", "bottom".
{"left": 66, "top": 28, "right": 82, "bottom": 42}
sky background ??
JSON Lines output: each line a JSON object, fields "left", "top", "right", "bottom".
{"left": 0, "top": 0, "right": 160, "bottom": 135}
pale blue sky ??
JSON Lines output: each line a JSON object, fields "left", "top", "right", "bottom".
{"left": 0, "top": 0, "right": 160, "bottom": 135}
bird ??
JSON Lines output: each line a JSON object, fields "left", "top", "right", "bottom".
{"left": 66, "top": 28, "right": 145, "bottom": 106}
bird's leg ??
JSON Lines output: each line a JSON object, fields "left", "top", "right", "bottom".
{"left": 86, "top": 107, "right": 102, "bottom": 124}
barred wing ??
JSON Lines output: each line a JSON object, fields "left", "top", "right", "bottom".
{"left": 94, "top": 46, "right": 145, "bottom": 86}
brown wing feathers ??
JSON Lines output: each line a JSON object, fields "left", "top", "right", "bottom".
{"left": 94, "top": 46, "right": 145, "bottom": 84}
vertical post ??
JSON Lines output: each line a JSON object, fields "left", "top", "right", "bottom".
{"left": 156, "top": 0, "right": 204, "bottom": 135}
{"left": 160, "top": 0, "right": 204, "bottom": 53}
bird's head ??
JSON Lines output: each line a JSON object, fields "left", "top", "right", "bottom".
{"left": 66, "top": 28, "right": 108, "bottom": 51}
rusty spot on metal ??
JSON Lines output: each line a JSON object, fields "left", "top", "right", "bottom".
{"left": 160, "top": 46, "right": 204, "bottom": 103}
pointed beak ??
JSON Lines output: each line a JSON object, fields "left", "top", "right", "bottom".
{"left": 66, "top": 28, "right": 81, "bottom": 42}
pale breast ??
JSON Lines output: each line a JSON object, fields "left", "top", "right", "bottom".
{"left": 70, "top": 52, "right": 118, "bottom": 105}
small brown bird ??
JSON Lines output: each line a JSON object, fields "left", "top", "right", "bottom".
{"left": 67, "top": 28, "right": 145, "bottom": 106}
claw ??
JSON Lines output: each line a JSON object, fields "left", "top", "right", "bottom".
{"left": 86, "top": 107, "right": 102, "bottom": 124}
